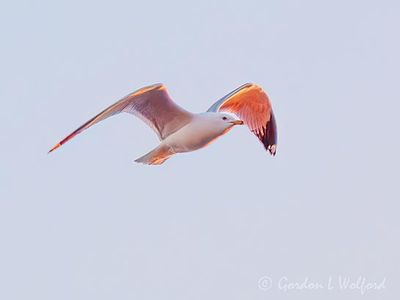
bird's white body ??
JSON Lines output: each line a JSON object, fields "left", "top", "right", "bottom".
{"left": 135, "top": 112, "right": 240, "bottom": 164}
{"left": 164, "top": 113, "right": 235, "bottom": 153}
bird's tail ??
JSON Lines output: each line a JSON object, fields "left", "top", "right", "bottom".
{"left": 134, "top": 144, "right": 174, "bottom": 165}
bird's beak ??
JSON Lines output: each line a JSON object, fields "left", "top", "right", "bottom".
{"left": 230, "top": 120, "right": 244, "bottom": 125}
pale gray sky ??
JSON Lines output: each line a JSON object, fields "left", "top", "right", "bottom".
{"left": 1, "top": 0, "right": 399, "bottom": 299}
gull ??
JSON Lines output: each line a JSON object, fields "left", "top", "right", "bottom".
{"left": 48, "top": 83, "right": 277, "bottom": 165}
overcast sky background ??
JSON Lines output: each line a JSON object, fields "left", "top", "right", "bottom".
{"left": 1, "top": 0, "right": 399, "bottom": 299}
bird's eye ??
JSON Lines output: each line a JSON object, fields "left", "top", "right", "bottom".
{"left": 222, "top": 116, "right": 227, "bottom": 120}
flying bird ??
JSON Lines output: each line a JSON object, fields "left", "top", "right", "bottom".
{"left": 48, "top": 83, "right": 277, "bottom": 165}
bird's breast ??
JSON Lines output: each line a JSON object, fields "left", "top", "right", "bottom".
{"left": 163, "top": 120, "right": 228, "bottom": 153}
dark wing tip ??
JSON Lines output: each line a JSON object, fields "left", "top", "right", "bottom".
{"left": 266, "top": 112, "right": 277, "bottom": 155}
{"left": 48, "top": 143, "right": 61, "bottom": 153}
{"left": 256, "top": 111, "right": 277, "bottom": 156}
{"left": 268, "top": 144, "right": 277, "bottom": 156}
{"left": 47, "top": 126, "right": 83, "bottom": 154}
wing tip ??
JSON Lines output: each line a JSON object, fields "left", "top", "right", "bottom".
{"left": 48, "top": 142, "right": 61, "bottom": 154}
{"left": 268, "top": 144, "right": 277, "bottom": 156}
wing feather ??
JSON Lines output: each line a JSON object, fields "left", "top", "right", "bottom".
{"left": 49, "top": 83, "right": 192, "bottom": 153}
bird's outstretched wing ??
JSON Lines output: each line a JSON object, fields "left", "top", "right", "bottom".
{"left": 49, "top": 83, "right": 193, "bottom": 153}
{"left": 207, "top": 83, "right": 277, "bottom": 155}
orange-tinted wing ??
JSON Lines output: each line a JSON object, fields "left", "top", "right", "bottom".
{"left": 49, "top": 83, "right": 192, "bottom": 153}
{"left": 207, "top": 83, "right": 277, "bottom": 155}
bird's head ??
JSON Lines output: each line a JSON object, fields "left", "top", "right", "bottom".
{"left": 203, "top": 112, "right": 244, "bottom": 132}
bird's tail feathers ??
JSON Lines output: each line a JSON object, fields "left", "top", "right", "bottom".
{"left": 134, "top": 145, "right": 174, "bottom": 165}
